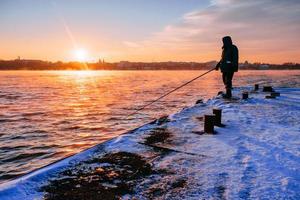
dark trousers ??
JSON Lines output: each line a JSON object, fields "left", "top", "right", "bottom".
{"left": 222, "top": 72, "right": 234, "bottom": 89}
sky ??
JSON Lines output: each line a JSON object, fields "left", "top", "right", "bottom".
{"left": 0, "top": 0, "right": 299, "bottom": 63}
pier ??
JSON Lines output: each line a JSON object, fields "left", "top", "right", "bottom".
{"left": 0, "top": 86, "right": 299, "bottom": 199}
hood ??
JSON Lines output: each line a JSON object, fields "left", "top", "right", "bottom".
{"left": 222, "top": 36, "right": 233, "bottom": 48}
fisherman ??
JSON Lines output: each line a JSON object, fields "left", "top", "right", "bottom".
{"left": 215, "top": 36, "right": 239, "bottom": 98}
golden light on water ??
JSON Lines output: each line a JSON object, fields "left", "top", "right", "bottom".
{"left": 69, "top": 70, "right": 95, "bottom": 77}
{"left": 60, "top": 70, "right": 115, "bottom": 78}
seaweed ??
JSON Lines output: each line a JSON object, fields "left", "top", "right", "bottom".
{"left": 171, "top": 178, "right": 187, "bottom": 188}
{"left": 41, "top": 152, "right": 155, "bottom": 200}
{"left": 144, "top": 127, "right": 172, "bottom": 145}
{"left": 144, "top": 178, "right": 188, "bottom": 199}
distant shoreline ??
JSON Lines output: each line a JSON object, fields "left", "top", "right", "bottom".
{"left": 1, "top": 69, "right": 300, "bottom": 71}
{"left": 1, "top": 60, "right": 299, "bottom": 70}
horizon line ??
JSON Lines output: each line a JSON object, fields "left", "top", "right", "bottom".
{"left": 1, "top": 58, "right": 298, "bottom": 65}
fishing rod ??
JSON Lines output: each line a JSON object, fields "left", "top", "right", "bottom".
{"left": 126, "top": 67, "right": 216, "bottom": 118}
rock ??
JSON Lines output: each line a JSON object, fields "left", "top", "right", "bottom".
{"left": 195, "top": 99, "right": 203, "bottom": 104}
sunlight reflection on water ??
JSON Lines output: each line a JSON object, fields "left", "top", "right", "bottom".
{"left": 0, "top": 70, "right": 299, "bottom": 183}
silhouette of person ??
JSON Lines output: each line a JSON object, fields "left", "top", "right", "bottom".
{"left": 215, "top": 36, "right": 239, "bottom": 98}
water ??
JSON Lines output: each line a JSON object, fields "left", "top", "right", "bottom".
{"left": 0, "top": 70, "right": 299, "bottom": 183}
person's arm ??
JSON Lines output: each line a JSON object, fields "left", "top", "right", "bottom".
{"left": 232, "top": 46, "right": 239, "bottom": 72}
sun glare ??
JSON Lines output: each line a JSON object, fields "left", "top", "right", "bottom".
{"left": 73, "top": 48, "right": 88, "bottom": 62}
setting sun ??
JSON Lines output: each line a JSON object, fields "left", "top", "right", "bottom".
{"left": 73, "top": 48, "right": 89, "bottom": 62}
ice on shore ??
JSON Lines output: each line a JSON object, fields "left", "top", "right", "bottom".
{"left": 0, "top": 87, "right": 299, "bottom": 199}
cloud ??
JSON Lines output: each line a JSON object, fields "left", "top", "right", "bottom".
{"left": 127, "top": 0, "right": 300, "bottom": 63}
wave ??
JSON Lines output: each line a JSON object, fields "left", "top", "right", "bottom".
{"left": 2, "top": 152, "right": 49, "bottom": 163}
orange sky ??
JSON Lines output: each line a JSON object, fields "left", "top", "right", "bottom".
{"left": 0, "top": 0, "right": 299, "bottom": 64}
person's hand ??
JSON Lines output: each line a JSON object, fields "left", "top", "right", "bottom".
{"left": 215, "top": 63, "right": 220, "bottom": 71}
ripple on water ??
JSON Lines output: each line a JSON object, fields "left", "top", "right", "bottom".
{"left": 0, "top": 94, "right": 21, "bottom": 100}
{"left": 0, "top": 117, "right": 31, "bottom": 123}
{"left": 2, "top": 152, "right": 49, "bottom": 163}
{"left": 0, "top": 145, "right": 28, "bottom": 152}
{"left": 21, "top": 112, "right": 46, "bottom": 117}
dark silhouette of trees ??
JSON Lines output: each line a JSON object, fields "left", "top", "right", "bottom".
{"left": 0, "top": 59, "right": 299, "bottom": 70}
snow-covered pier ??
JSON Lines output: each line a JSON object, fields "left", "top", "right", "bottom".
{"left": 0, "top": 87, "right": 299, "bottom": 199}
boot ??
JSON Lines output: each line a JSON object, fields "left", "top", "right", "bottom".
{"left": 222, "top": 89, "right": 232, "bottom": 99}
{"left": 226, "top": 88, "right": 232, "bottom": 98}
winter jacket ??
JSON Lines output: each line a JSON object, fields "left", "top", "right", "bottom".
{"left": 216, "top": 36, "right": 239, "bottom": 72}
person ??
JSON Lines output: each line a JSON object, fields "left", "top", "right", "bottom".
{"left": 215, "top": 36, "right": 239, "bottom": 98}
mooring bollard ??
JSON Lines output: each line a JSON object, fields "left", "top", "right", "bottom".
{"left": 263, "top": 86, "right": 274, "bottom": 92}
{"left": 254, "top": 84, "right": 259, "bottom": 91}
{"left": 213, "top": 109, "right": 222, "bottom": 126}
{"left": 204, "top": 115, "right": 215, "bottom": 134}
{"left": 242, "top": 92, "right": 249, "bottom": 100}
{"left": 271, "top": 92, "right": 280, "bottom": 97}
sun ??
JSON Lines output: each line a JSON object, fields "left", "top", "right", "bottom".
{"left": 73, "top": 48, "right": 88, "bottom": 62}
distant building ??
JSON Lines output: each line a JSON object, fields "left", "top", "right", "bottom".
{"left": 259, "top": 64, "right": 269, "bottom": 69}
{"left": 98, "top": 59, "right": 105, "bottom": 64}
{"left": 118, "top": 61, "right": 130, "bottom": 68}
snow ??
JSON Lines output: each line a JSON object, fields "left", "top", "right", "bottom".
{"left": 0, "top": 87, "right": 299, "bottom": 199}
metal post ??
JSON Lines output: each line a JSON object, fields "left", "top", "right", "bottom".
{"left": 204, "top": 115, "right": 215, "bottom": 134}
{"left": 263, "top": 86, "right": 274, "bottom": 92}
{"left": 242, "top": 92, "right": 249, "bottom": 100}
{"left": 213, "top": 109, "right": 222, "bottom": 126}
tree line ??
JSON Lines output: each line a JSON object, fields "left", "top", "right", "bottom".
{"left": 0, "top": 59, "right": 299, "bottom": 70}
